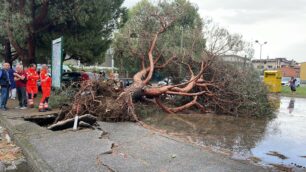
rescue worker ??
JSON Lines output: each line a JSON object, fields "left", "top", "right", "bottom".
{"left": 26, "top": 64, "right": 39, "bottom": 108}
{"left": 39, "top": 64, "right": 52, "bottom": 112}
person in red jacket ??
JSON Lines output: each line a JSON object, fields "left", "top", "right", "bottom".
{"left": 81, "top": 70, "right": 89, "bottom": 81}
{"left": 26, "top": 64, "right": 39, "bottom": 108}
{"left": 39, "top": 64, "right": 52, "bottom": 112}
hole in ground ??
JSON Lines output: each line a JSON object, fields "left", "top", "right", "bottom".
{"left": 24, "top": 114, "right": 57, "bottom": 127}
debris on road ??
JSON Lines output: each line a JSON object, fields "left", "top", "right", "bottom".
{"left": 0, "top": 126, "right": 28, "bottom": 171}
{"left": 47, "top": 114, "right": 97, "bottom": 131}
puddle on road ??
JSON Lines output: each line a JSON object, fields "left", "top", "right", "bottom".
{"left": 141, "top": 96, "right": 306, "bottom": 169}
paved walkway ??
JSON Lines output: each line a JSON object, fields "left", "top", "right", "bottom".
{"left": 0, "top": 109, "right": 269, "bottom": 172}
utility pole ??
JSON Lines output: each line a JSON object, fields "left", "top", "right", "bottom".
{"left": 179, "top": 26, "right": 184, "bottom": 79}
{"left": 255, "top": 40, "right": 267, "bottom": 59}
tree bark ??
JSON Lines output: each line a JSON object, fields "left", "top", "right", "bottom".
{"left": 3, "top": 39, "right": 13, "bottom": 67}
{"left": 25, "top": 33, "right": 36, "bottom": 66}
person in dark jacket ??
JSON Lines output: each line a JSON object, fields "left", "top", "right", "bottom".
{"left": 0, "top": 63, "right": 11, "bottom": 110}
{"left": 8, "top": 67, "right": 16, "bottom": 99}
{"left": 289, "top": 77, "right": 297, "bottom": 94}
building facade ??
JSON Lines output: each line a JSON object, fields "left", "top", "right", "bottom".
{"left": 252, "top": 58, "right": 298, "bottom": 70}
{"left": 280, "top": 66, "right": 300, "bottom": 78}
{"left": 219, "top": 55, "right": 251, "bottom": 67}
{"left": 300, "top": 62, "right": 306, "bottom": 83}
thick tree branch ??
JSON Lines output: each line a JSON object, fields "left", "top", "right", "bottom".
{"left": 168, "top": 96, "right": 198, "bottom": 113}
{"left": 165, "top": 91, "right": 207, "bottom": 96}
{"left": 155, "top": 97, "right": 173, "bottom": 113}
{"left": 155, "top": 54, "right": 176, "bottom": 69}
{"left": 156, "top": 96, "right": 199, "bottom": 113}
{"left": 33, "top": 0, "right": 49, "bottom": 28}
{"left": 19, "top": 0, "right": 26, "bottom": 15}
{"left": 5, "top": 21, "right": 26, "bottom": 58}
{"left": 143, "top": 32, "right": 159, "bottom": 84}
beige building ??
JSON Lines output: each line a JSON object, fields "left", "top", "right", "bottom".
{"left": 300, "top": 62, "right": 306, "bottom": 83}
{"left": 252, "top": 58, "right": 298, "bottom": 71}
{"left": 219, "top": 55, "right": 251, "bottom": 67}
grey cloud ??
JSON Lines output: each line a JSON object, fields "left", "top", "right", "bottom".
{"left": 192, "top": 0, "right": 306, "bottom": 24}
{"left": 122, "top": 0, "right": 141, "bottom": 8}
{"left": 221, "top": 9, "right": 304, "bottom": 24}
{"left": 193, "top": 0, "right": 306, "bottom": 11}
{"left": 122, "top": 0, "right": 306, "bottom": 62}
{"left": 280, "top": 42, "right": 306, "bottom": 62}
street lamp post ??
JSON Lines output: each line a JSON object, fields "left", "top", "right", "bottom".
{"left": 255, "top": 40, "right": 267, "bottom": 59}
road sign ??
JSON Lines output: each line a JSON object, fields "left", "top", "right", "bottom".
{"left": 51, "top": 37, "right": 63, "bottom": 88}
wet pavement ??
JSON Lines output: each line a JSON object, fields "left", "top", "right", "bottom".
{"left": 0, "top": 113, "right": 268, "bottom": 172}
{"left": 251, "top": 97, "right": 306, "bottom": 168}
{"left": 142, "top": 96, "right": 306, "bottom": 169}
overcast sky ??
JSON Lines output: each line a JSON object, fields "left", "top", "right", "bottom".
{"left": 123, "top": 0, "right": 306, "bottom": 62}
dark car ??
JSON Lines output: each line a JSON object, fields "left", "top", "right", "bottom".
{"left": 38, "top": 72, "right": 84, "bottom": 91}
{"left": 120, "top": 78, "right": 133, "bottom": 87}
{"left": 61, "top": 72, "right": 82, "bottom": 88}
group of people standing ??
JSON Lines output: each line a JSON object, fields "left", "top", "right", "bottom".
{"left": 0, "top": 63, "right": 52, "bottom": 112}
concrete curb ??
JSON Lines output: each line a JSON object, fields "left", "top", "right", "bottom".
{"left": 0, "top": 113, "right": 54, "bottom": 172}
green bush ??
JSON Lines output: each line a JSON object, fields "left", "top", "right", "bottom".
{"left": 49, "top": 86, "right": 77, "bottom": 108}
{"left": 170, "top": 60, "right": 274, "bottom": 117}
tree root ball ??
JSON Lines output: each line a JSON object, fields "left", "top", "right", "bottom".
{"left": 57, "top": 80, "right": 136, "bottom": 123}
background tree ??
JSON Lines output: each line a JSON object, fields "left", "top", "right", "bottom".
{"left": 113, "top": 0, "right": 205, "bottom": 80}
{"left": 108, "top": 0, "right": 269, "bottom": 118}
{"left": 202, "top": 18, "right": 254, "bottom": 58}
{"left": 0, "top": 0, "right": 50, "bottom": 66}
{"left": 38, "top": 0, "right": 127, "bottom": 64}
{"left": 0, "top": 0, "right": 127, "bottom": 66}
{"left": 0, "top": 39, "right": 16, "bottom": 67}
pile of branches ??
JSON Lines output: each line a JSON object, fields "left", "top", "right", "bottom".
{"left": 207, "top": 60, "right": 272, "bottom": 116}
{"left": 54, "top": 80, "right": 136, "bottom": 124}
{"left": 170, "top": 59, "right": 272, "bottom": 117}
{"left": 51, "top": 60, "right": 272, "bottom": 129}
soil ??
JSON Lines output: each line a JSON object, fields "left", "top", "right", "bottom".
{"left": 0, "top": 126, "right": 25, "bottom": 167}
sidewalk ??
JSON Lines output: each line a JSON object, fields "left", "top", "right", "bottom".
{"left": 0, "top": 105, "right": 269, "bottom": 172}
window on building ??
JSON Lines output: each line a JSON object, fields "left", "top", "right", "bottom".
{"left": 257, "top": 65, "right": 264, "bottom": 69}
{"left": 268, "top": 65, "right": 273, "bottom": 69}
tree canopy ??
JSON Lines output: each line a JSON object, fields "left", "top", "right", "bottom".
{"left": 113, "top": 0, "right": 205, "bottom": 79}
{"left": 113, "top": 0, "right": 254, "bottom": 79}
{"left": 0, "top": 0, "right": 127, "bottom": 66}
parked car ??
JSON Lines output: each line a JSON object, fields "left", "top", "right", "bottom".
{"left": 281, "top": 77, "right": 300, "bottom": 87}
{"left": 295, "top": 78, "right": 301, "bottom": 87}
{"left": 157, "top": 77, "right": 173, "bottom": 86}
{"left": 281, "top": 77, "right": 291, "bottom": 86}
{"left": 61, "top": 72, "right": 82, "bottom": 87}
{"left": 120, "top": 78, "right": 133, "bottom": 87}
{"left": 86, "top": 72, "right": 101, "bottom": 81}
{"left": 62, "top": 65, "right": 72, "bottom": 73}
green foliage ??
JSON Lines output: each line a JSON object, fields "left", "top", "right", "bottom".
{"left": 234, "top": 69, "right": 273, "bottom": 117}
{"left": 49, "top": 86, "right": 77, "bottom": 108}
{"left": 113, "top": 0, "right": 205, "bottom": 78}
{"left": 40, "top": 0, "right": 127, "bottom": 64}
{"left": 0, "top": 0, "right": 127, "bottom": 64}
{"left": 0, "top": 0, "right": 31, "bottom": 47}
{"left": 281, "top": 86, "right": 306, "bottom": 97}
{"left": 209, "top": 61, "right": 273, "bottom": 117}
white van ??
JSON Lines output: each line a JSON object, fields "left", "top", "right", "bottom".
{"left": 62, "top": 65, "right": 72, "bottom": 72}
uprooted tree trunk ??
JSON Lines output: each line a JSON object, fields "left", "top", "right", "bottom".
{"left": 54, "top": 12, "right": 270, "bottom": 127}
{"left": 56, "top": 30, "right": 217, "bottom": 123}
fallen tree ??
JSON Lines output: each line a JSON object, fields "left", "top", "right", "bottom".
{"left": 50, "top": 1, "right": 272, "bottom": 127}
